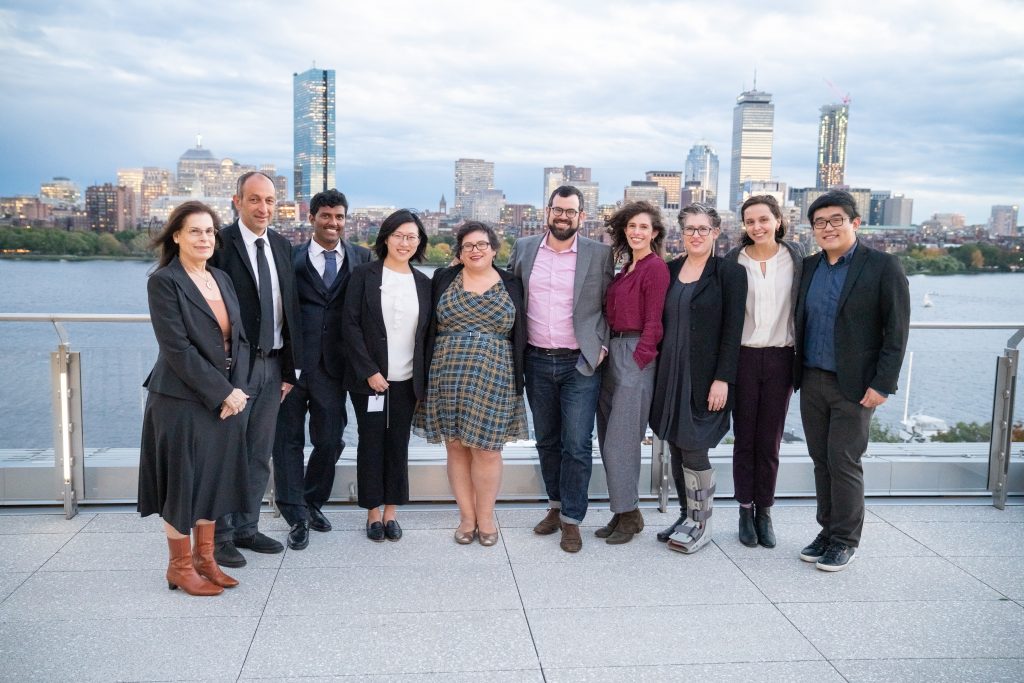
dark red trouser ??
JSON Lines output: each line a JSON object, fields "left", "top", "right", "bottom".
{"left": 732, "top": 346, "right": 794, "bottom": 508}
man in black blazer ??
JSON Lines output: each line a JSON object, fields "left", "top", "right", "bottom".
{"left": 794, "top": 189, "right": 910, "bottom": 572}
{"left": 211, "top": 171, "right": 303, "bottom": 567}
{"left": 273, "top": 189, "right": 370, "bottom": 550}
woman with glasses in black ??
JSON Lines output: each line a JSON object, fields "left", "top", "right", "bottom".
{"left": 651, "top": 202, "right": 746, "bottom": 554}
{"left": 341, "top": 209, "right": 432, "bottom": 542}
{"left": 413, "top": 221, "right": 528, "bottom": 546}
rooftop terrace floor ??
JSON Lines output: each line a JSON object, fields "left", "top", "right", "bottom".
{"left": 1, "top": 500, "right": 1022, "bottom": 682}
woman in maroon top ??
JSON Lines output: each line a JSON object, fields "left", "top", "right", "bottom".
{"left": 595, "top": 200, "right": 670, "bottom": 544}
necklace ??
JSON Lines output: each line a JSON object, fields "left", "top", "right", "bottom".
{"left": 186, "top": 266, "right": 213, "bottom": 290}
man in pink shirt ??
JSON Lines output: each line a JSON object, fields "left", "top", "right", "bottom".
{"left": 507, "top": 186, "right": 614, "bottom": 553}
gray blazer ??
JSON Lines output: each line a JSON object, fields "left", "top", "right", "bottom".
{"left": 507, "top": 233, "right": 614, "bottom": 375}
{"left": 723, "top": 239, "right": 806, "bottom": 315}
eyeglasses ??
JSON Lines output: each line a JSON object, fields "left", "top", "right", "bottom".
{"left": 185, "top": 228, "right": 217, "bottom": 238}
{"left": 390, "top": 233, "right": 420, "bottom": 243}
{"left": 461, "top": 241, "right": 492, "bottom": 253}
{"left": 682, "top": 226, "right": 714, "bottom": 236}
{"left": 548, "top": 207, "right": 579, "bottom": 219}
{"left": 812, "top": 216, "right": 848, "bottom": 230}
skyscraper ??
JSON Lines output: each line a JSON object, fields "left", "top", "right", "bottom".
{"left": 816, "top": 103, "right": 850, "bottom": 189}
{"left": 684, "top": 143, "right": 719, "bottom": 208}
{"left": 542, "top": 165, "right": 593, "bottom": 206}
{"left": 729, "top": 88, "right": 774, "bottom": 212}
{"left": 454, "top": 158, "right": 494, "bottom": 217}
{"left": 989, "top": 205, "right": 1019, "bottom": 237}
{"left": 293, "top": 67, "right": 336, "bottom": 220}
{"left": 645, "top": 171, "right": 682, "bottom": 209}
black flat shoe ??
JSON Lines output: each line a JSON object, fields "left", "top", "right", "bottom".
{"left": 384, "top": 519, "right": 402, "bottom": 541}
{"left": 234, "top": 531, "right": 284, "bottom": 554}
{"left": 366, "top": 520, "right": 385, "bottom": 542}
{"left": 309, "top": 506, "right": 332, "bottom": 532}
{"left": 287, "top": 521, "right": 309, "bottom": 550}
{"left": 214, "top": 541, "right": 246, "bottom": 568}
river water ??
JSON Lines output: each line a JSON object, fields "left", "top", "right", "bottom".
{"left": 0, "top": 258, "right": 1021, "bottom": 449}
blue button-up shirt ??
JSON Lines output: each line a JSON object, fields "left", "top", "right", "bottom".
{"left": 803, "top": 242, "right": 857, "bottom": 373}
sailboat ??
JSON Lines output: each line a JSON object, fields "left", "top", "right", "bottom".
{"left": 898, "top": 352, "right": 949, "bottom": 442}
{"left": 922, "top": 292, "right": 934, "bottom": 308}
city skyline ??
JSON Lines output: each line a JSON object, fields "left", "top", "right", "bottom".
{"left": 1, "top": 1, "right": 1021, "bottom": 224}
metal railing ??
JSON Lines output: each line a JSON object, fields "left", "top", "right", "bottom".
{"left": 1, "top": 314, "right": 1021, "bottom": 517}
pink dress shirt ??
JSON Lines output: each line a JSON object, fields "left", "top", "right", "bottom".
{"left": 526, "top": 233, "right": 579, "bottom": 349}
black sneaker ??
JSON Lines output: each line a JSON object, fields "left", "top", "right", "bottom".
{"left": 234, "top": 531, "right": 284, "bottom": 554}
{"left": 799, "top": 533, "right": 829, "bottom": 562}
{"left": 816, "top": 543, "right": 856, "bottom": 572}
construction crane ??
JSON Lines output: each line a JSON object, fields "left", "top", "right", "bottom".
{"left": 824, "top": 79, "right": 851, "bottom": 105}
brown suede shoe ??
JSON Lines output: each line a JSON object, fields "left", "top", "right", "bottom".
{"left": 560, "top": 523, "right": 582, "bottom": 553}
{"left": 533, "top": 508, "right": 561, "bottom": 535}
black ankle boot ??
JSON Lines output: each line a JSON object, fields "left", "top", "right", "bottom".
{"left": 738, "top": 506, "right": 757, "bottom": 547}
{"left": 754, "top": 506, "right": 776, "bottom": 548}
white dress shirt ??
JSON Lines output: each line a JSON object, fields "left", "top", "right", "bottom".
{"left": 737, "top": 245, "right": 795, "bottom": 348}
{"left": 308, "top": 238, "right": 346, "bottom": 280}
{"left": 238, "top": 219, "right": 284, "bottom": 350}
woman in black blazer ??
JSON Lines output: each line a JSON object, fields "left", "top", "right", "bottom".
{"left": 138, "top": 201, "right": 252, "bottom": 596}
{"left": 651, "top": 203, "right": 746, "bottom": 555}
{"left": 341, "top": 210, "right": 432, "bottom": 542}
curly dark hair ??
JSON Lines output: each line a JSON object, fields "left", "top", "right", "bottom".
{"left": 605, "top": 200, "right": 665, "bottom": 263}
{"left": 454, "top": 221, "right": 500, "bottom": 257}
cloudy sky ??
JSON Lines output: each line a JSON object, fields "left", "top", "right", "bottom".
{"left": 1, "top": 0, "right": 1021, "bottom": 224}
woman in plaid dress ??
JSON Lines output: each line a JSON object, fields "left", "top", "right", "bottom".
{"left": 414, "top": 222, "right": 528, "bottom": 546}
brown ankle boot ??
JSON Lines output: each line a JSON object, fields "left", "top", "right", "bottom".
{"left": 167, "top": 536, "right": 222, "bottom": 596}
{"left": 594, "top": 513, "right": 620, "bottom": 538}
{"left": 192, "top": 524, "right": 239, "bottom": 588}
{"left": 533, "top": 508, "right": 561, "bottom": 535}
{"left": 606, "top": 508, "right": 645, "bottom": 544}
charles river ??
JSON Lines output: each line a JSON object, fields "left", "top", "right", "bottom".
{"left": 0, "top": 258, "right": 1021, "bottom": 450}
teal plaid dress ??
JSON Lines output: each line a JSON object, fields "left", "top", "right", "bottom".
{"left": 414, "top": 272, "right": 529, "bottom": 450}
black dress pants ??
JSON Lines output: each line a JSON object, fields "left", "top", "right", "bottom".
{"left": 799, "top": 367, "right": 874, "bottom": 548}
{"left": 352, "top": 380, "right": 415, "bottom": 509}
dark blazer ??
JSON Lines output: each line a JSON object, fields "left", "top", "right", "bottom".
{"left": 144, "top": 257, "right": 250, "bottom": 412}
{"left": 794, "top": 240, "right": 911, "bottom": 402}
{"left": 723, "top": 238, "right": 807, "bottom": 319}
{"left": 293, "top": 238, "right": 371, "bottom": 378}
{"left": 340, "top": 260, "right": 432, "bottom": 398}
{"left": 211, "top": 220, "right": 303, "bottom": 384}
{"left": 656, "top": 255, "right": 747, "bottom": 411}
{"left": 426, "top": 264, "right": 527, "bottom": 393}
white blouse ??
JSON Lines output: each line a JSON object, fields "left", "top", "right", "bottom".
{"left": 737, "top": 246, "right": 795, "bottom": 348}
{"left": 380, "top": 267, "right": 418, "bottom": 381}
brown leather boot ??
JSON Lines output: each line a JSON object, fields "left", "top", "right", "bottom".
{"left": 167, "top": 536, "right": 222, "bottom": 596}
{"left": 606, "top": 508, "right": 645, "bottom": 545}
{"left": 594, "top": 513, "right": 620, "bottom": 538}
{"left": 560, "top": 523, "right": 582, "bottom": 553}
{"left": 192, "top": 524, "right": 239, "bottom": 588}
{"left": 533, "top": 508, "right": 561, "bottom": 535}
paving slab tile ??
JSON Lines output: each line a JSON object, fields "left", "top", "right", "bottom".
{"left": 735, "top": 555, "right": 1002, "bottom": 603}
{"left": 0, "top": 572, "right": 29, "bottom": 602}
{"left": 266, "top": 564, "right": 520, "bottom": 615}
{"left": 714, "top": 521, "right": 935, "bottom": 561}
{"left": 890, "top": 522, "right": 1024, "bottom": 556}
{"left": 39, "top": 531, "right": 285, "bottom": 571}
{"left": 0, "top": 568, "right": 277, "bottom": 621}
{"left": 0, "top": 615, "right": 258, "bottom": 682}
{"left": 0, "top": 533, "right": 74, "bottom": 572}
{"left": 544, "top": 661, "right": 843, "bottom": 682}
{"left": 0, "top": 513, "right": 94, "bottom": 534}
{"left": 240, "top": 670, "right": 544, "bottom": 682}
{"left": 513, "top": 554, "right": 765, "bottom": 609}
{"left": 82, "top": 512, "right": 169, "bottom": 533}
{"left": 241, "top": 610, "right": 537, "bottom": 678}
{"left": 868, "top": 504, "right": 1024, "bottom": 523}
{"left": 281, "top": 528, "right": 508, "bottom": 568}
{"left": 833, "top": 658, "right": 1024, "bottom": 682}
{"left": 526, "top": 604, "right": 820, "bottom": 667}
{"left": 501, "top": 526, "right": 715, "bottom": 565}
{"left": 779, "top": 600, "right": 1024, "bottom": 660}
{"left": 949, "top": 556, "right": 1024, "bottom": 600}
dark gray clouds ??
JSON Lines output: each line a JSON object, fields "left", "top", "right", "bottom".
{"left": 1, "top": 0, "right": 1021, "bottom": 223}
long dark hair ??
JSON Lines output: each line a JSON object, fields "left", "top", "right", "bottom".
{"left": 605, "top": 200, "right": 665, "bottom": 264}
{"left": 150, "top": 201, "right": 222, "bottom": 269}
{"left": 739, "top": 194, "right": 786, "bottom": 245}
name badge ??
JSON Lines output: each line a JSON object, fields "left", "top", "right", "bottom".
{"left": 367, "top": 394, "right": 385, "bottom": 413}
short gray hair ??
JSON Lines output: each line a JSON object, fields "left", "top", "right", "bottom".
{"left": 678, "top": 202, "right": 721, "bottom": 229}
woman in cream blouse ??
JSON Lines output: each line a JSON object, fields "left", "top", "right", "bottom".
{"left": 724, "top": 195, "right": 805, "bottom": 550}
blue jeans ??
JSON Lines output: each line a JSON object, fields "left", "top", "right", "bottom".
{"left": 525, "top": 348, "right": 602, "bottom": 525}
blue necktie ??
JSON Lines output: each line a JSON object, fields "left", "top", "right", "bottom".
{"left": 323, "top": 250, "right": 337, "bottom": 288}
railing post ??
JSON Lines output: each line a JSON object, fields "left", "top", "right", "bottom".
{"left": 988, "top": 328, "right": 1022, "bottom": 509}
{"left": 50, "top": 322, "right": 85, "bottom": 519}
{"left": 651, "top": 436, "right": 670, "bottom": 513}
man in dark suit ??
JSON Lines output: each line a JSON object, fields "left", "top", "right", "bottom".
{"left": 507, "top": 185, "right": 614, "bottom": 553}
{"left": 794, "top": 189, "right": 910, "bottom": 572}
{"left": 273, "top": 189, "right": 370, "bottom": 550}
{"left": 211, "top": 171, "right": 303, "bottom": 567}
